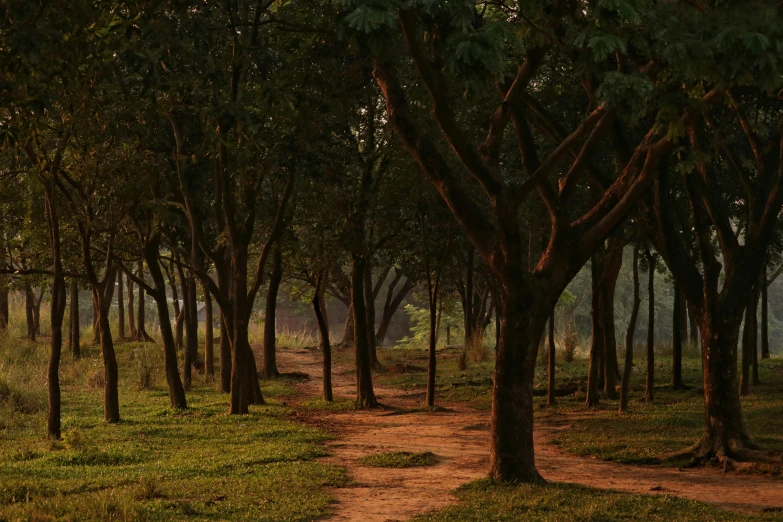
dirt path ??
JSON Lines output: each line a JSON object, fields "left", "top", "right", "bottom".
{"left": 267, "top": 347, "right": 783, "bottom": 521}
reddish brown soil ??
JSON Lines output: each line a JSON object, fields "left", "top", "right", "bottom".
{"left": 266, "top": 347, "right": 783, "bottom": 521}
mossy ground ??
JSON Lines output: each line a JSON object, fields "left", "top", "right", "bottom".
{"left": 0, "top": 337, "right": 345, "bottom": 522}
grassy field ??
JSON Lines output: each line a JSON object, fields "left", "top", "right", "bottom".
{"left": 369, "top": 343, "right": 783, "bottom": 469}
{"left": 0, "top": 336, "right": 344, "bottom": 522}
{"left": 414, "top": 479, "right": 783, "bottom": 521}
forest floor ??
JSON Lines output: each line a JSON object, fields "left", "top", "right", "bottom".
{"left": 273, "top": 345, "right": 783, "bottom": 521}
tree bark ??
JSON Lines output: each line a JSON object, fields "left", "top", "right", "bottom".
{"left": 364, "top": 263, "right": 380, "bottom": 369}
{"left": 218, "top": 264, "right": 232, "bottom": 393}
{"left": 33, "top": 288, "right": 44, "bottom": 336}
{"left": 69, "top": 279, "right": 80, "bottom": 359}
{"left": 619, "top": 247, "right": 640, "bottom": 413}
{"left": 261, "top": 247, "right": 282, "bottom": 379}
{"left": 740, "top": 283, "right": 760, "bottom": 394}
{"left": 229, "top": 243, "right": 265, "bottom": 414}
{"left": 464, "top": 246, "right": 474, "bottom": 347}
{"left": 0, "top": 280, "right": 8, "bottom": 331}
{"left": 586, "top": 256, "right": 603, "bottom": 407}
{"left": 142, "top": 237, "right": 187, "bottom": 409}
{"left": 117, "top": 270, "right": 125, "bottom": 340}
{"left": 352, "top": 256, "right": 377, "bottom": 407}
{"left": 490, "top": 284, "right": 546, "bottom": 483}
{"left": 761, "top": 268, "right": 769, "bottom": 360}
{"left": 95, "top": 277, "right": 120, "bottom": 423}
{"left": 645, "top": 255, "right": 655, "bottom": 402}
{"left": 204, "top": 283, "right": 214, "bottom": 380}
{"left": 672, "top": 283, "right": 685, "bottom": 389}
{"left": 687, "top": 300, "right": 699, "bottom": 346}
{"left": 313, "top": 280, "right": 333, "bottom": 402}
{"left": 25, "top": 283, "right": 36, "bottom": 341}
{"left": 135, "top": 261, "right": 153, "bottom": 342}
{"left": 602, "top": 244, "right": 623, "bottom": 395}
{"left": 546, "top": 312, "right": 556, "bottom": 407}
{"left": 177, "top": 259, "right": 195, "bottom": 389}
{"left": 127, "top": 271, "right": 136, "bottom": 339}
{"left": 342, "top": 305, "right": 354, "bottom": 346}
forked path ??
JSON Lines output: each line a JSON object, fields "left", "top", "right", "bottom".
{"left": 268, "top": 347, "right": 783, "bottom": 521}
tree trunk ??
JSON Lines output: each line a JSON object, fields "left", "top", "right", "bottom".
{"left": 586, "top": 256, "right": 603, "bottom": 407}
{"left": 672, "top": 283, "right": 685, "bottom": 389}
{"left": 187, "top": 275, "right": 199, "bottom": 370}
{"left": 143, "top": 240, "right": 187, "bottom": 409}
{"left": 342, "top": 306, "right": 354, "bottom": 346}
{"left": 0, "top": 280, "right": 8, "bottom": 331}
{"left": 426, "top": 284, "right": 438, "bottom": 408}
{"left": 25, "top": 283, "right": 36, "bottom": 341}
{"left": 204, "top": 283, "right": 214, "bottom": 380}
{"left": 761, "top": 268, "right": 769, "bottom": 360}
{"left": 313, "top": 282, "right": 333, "bottom": 402}
{"left": 464, "top": 246, "right": 474, "bottom": 346}
{"left": 352, "top": 256, "right": 377, "bottom": 407}
{"left": 127, "top": 271, "right": 136, "bottom": 339}
{"left": 602, "top": 245, "right": 623, "bottom": 395}
{"left": 687, "top": 300, "right": 698, "bottom": 346}
{"left": 261, "top": 247, "right": 282, "bottom": 379}
{"left": 167, "top": 266, "right": 183, "bottom": 350}
{"left": 752, "top": 274, "right": 761, "bottom": 386}
{"left": 135, "top": 261, "right": 153, "bottom": 341}
{"left": 218, "top": 264, "right": 232, "bottom": 394}
{"left": 178, "top": 261, "right": 194, "bottom": 389}
{"left": 229, "top": 243, "right": 264, "bottom": 414}
{"left": 364, "top": 263, "right": 380, "bottom": 369}
{"left": 546, "top": 312, "right": 556, "bottom": 407}
{"left": 740, "top": 283, "right": 760, "bottom": 394}
{"left": 117, "top": 270, "right": 125, "bottom": 340}
{"left": 619, "top": 247, "right": 641, "bottom": 413}
{"left": 95, "top": 281, "right": 120, "bottom": 423}
{"left": 44, "top": 185, "right": 67, "bottom": 440}
{"left": 33, "top": 288, "right": 43, "bottom": 336}
{"left": 645, "top": 258, "right": 655, "bottom": 402}
{"left": 489, "top": 283, "right": 546, "bottom": 483}
{"left": 671, "top": 311, "right": 761, "bottom": 463}
{"left": 91, "top": 293, "right": 99, "bottom": 345}
{"left": 69, "top": 279, "right": 80, "bottom": 359}
{"left": 375, "top": 273, "right": 413, "bottom": 345}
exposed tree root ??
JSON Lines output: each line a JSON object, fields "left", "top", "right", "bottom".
{"left": 663, "top": 432, "right": 783, "bottom": 472}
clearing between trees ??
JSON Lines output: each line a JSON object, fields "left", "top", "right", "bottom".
{"left": 273, "top": 346, "right": 783, "bottom": 521}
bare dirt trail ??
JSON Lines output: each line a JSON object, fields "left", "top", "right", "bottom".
{"left": 267, "top": 347, "right": 783, "bottom": 521}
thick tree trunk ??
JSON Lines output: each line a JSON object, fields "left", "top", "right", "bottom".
{"left": 229, "top": 244, "right": 264, "bottom": 414}
{"left": 619, "top": 248, "right": 640, "bottom": 413}
{"left": 313, "top": 283, "right": 333, "bottom": 402}
{"left": 127, "top": 272, "right": 136, "bottom": 339}
{"left": 342, "top": 306, "right": 354, "bottom": 346}
{"left": 218, "top": 265, "right": 232, "bottom": 393}
{"left": 489, "top": 284, "right": 546, "bottom": 483}
{"left": 143, "top": 241, "right": 187, "bottom": 409}
{"left": 546, "top": 312, "right": 556, "bottom": 407}
{"left": 761, "top": 269, "right": 769, "bottom": 360}
{"left": 670, "top": 311, "right": 764, "bottom": 463}
{"left": 645, "top": 260, "right": 655, "bottom": 402}
{"left": 352, "top": 256, "right": 377, "bottom": 407}
{"left": 25, "top": 283, "right": 36, "bottom": 341}
{"left": 261, "top": 247, "right": 282, "bottom": 379}
{"left": 672, "top": 283, "right": 685, "bottom": 389}
{"left": 204, "top": 283, "right": 214, "bottom": 380}
{"left": 117, "top": 270, "right": 125, "bottom": 340}
{"left": 586, "top": 257, "right": 603, "bottom": 407}
{"left": 69, "top": 280, "right": 80, "bottom": 359}
{"left": 752, "top": 275, "right": 761, "bottom": 386}
{"left": 364, "top": 263, "right": 380, "bottom": 369}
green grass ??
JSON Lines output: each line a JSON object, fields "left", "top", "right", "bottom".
{"left": 359, "top": 451, "right": 439, "bottom": 468}
{"left": 414, "top": 479, "right": 783, "bottom": 521}
{"left": 373, "top": 345, "right": 783, "bottom": 471}
{"left": 0, "top": 336, "right": 345, "bottom": 521}
{"left": 299, "top": 397, "right": 357, "bottom": 411}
